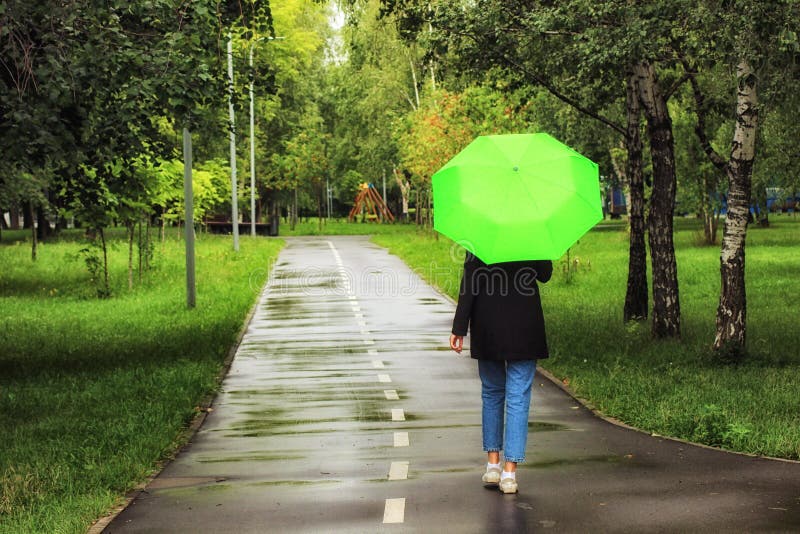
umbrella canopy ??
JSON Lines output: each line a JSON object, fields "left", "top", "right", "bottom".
{"left": 432, "top": 133, "right": 602, "bottom": 263}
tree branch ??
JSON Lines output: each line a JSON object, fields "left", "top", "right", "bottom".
{"left": 499, "top": 53, "right": 627, "bottom": 137}
{"left": 663, "top": 72, "right": 689, "bottom": 101}
{"left": 681, "top": 59, "right": 727, "bottom": 169}
{"left": 437, "top": 22, "right": 626, "bottom": 137}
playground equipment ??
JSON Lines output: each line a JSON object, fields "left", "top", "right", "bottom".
{"left": 348, "top": 182, "right": 395, "bottom": 222}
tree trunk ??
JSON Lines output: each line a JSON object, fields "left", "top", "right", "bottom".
{"left": 699, "top": 172, "right": 720, "bottom": 245}
{"left": 127, "top": 222, "right": 135, "bottom": 290}
{"left": 99, "top": 227, "right": 110, "bottom": 297}
{"left": 9, "top": 205, "right": 20, "bottom": 229}
{"left": 317, "top": 189, "right": 323, "bottom": 232}
{"left": 753, "top": 181, "right": 769, "bottom": 227}
{"left": 22, "top": 203, "right": 33, "bottom": 229}
{"left": 409, "top": 56, "right": 420, "bottom": 109}
{"left": 702, "top": 207, "right": 718, "bottom": 245}
{"left": 393, "top": 168, "right": 410, "bottom": 222}
{"left": 36, "top": 204, "right": 49, "bottom": 241}
{"left": 145, "top": 218, "right": 151, "bottom": 271}
{"left": 623, "top": 71, "right": 649, "bottom": 321}
{"left": 634, "top": 60, "right": 681, "bottom": 338}
{"left": 291, "top": 188, "right": 298, "bottom": 230}
{"left": 28, "top": 201, "right": 37, "bottom": 261}
{"left": 427, "top": 188, "right": 432, "bottom": 227}
{"left": 714, "top": 61, "right": 758, "bottom": 354}
{"left": 137, "top": 220, "right": 143, "bottom": 282}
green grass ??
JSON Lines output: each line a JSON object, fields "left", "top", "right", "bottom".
{"left": 0, "top": 231, "right": 282, "bottom": 533}
{"left": 1, "top": 215, "right": 797, "bottom": 530}
{"left": 373, "top": 217, "right": 800, "bottom": 460}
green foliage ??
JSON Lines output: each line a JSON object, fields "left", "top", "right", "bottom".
{"left": 77, "top": 240, "right": 111, "bottom": 299}
{"left": 0, "top": 0, "right": 279, "bottom": 260}
{"left": 142, "top": 157, "right": 232, "bottom": 225}
{"left": 395, "top": 89, "right": 473, "bottom": 186}
{"left": 0, "top": 233, "right": 282, "bottom": 532}
{"left": 670, "top": 404, "right": 753, "bottom": 449}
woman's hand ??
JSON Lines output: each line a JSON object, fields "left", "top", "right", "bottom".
{"left": 449, "top": 334, "right": 464, "bottom": 354}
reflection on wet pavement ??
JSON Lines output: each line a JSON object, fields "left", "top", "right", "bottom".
{"left": 107, "top": 236, "right": 800, "bottom": 533}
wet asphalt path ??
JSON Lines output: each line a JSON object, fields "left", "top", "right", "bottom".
{"left": 107, "top": 236, "right": 800, "bottom": 533}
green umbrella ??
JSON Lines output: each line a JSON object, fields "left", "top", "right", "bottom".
{"left": 432, "top": 133, "right": 602, "bottom": 263}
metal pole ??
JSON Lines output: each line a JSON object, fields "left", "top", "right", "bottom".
{"left": 227, "top": 33, "right": 240, "bottom": 252}
{"left": 183, "top": 128, "right": 196, "bottom": 309}
{"left": 249, "top": 43, "right": 256, "bottom": 237}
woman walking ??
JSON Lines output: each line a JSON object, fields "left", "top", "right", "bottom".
{"left": 449, "top": 251, "right": 553, "bottom": 494}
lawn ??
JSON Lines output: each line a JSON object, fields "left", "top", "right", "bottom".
{"left": 0, "top": 230, "right": 282, "bottom": 533}
{"left": 1, "top": 216, "right": 797, "bottom": 531}
{"left": 373, "top": 216, "right": 800, "bottom": 460}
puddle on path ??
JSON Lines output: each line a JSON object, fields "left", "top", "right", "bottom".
{"left": 198, "top": 453, "right": 304, "bottom": 463}
{"left": 528, "top": 421, "right": 570, "bottom": 432}
{"left": 521, "top": 454, "right": 625, "bottom": 469}
{"left": 247, "top": 479, "right": 341, "bottom": 487}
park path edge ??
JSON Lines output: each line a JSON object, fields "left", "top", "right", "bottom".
{"left": 86, "top": 251, "right": 280, "bottom": 534}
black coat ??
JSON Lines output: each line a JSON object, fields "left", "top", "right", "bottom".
{"left": 452, "top": 253, "right": 553, "bottom": 360}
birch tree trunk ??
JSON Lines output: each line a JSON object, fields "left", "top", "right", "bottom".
{"left": 623, "top": 71, "right": 648, "bottom": 321}
{"left": 714, "top": 60, "right": 758, "bottom": 353}
{"left": 393, "top": 168, "right": 410, "bottom": 221}
{"left": 408, "top": 55, "right": 420, "bottom": 109}
{"left": 634, "top": 60, "right": 681, "bottom": 338}
{"left": 700, "top": 173, "right": 720, "bottom": 244}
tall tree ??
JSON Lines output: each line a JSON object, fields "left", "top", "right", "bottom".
{"left": 682, "top": 0, "right": 800, "bottom": 356}
{"left": 384, "top": 1, "right": 670, "bottom": 329}
{"left": 633, "top": 59, "right": 682, "bottom": 337}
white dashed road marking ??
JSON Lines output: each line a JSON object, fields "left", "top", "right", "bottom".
{"left": 328, "top": 240, "right": 410, "bottom": 527}
{"left": 383, "top": 498, "right": 405, "bottom": 524}
{"left": 394, "top": 432, "right": 410, "bottom": 447}
{"left": 388, "top": 461, "right": 409, "bottom": 480}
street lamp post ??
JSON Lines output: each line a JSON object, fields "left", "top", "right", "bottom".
{"left": 249, "top": 42, "right": 257, "bottom": 237}
{"left": 227, "top": 33, "right": 240, "bottom": 252}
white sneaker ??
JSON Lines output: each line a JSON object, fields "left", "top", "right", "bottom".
{"left": 482, "top": 466, "right": 501, "bottom": 485}
{"left": 499, "top": 476, "right": 518, "bottom": 494}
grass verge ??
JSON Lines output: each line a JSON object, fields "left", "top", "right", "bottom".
{"left": 373, "top": 217, "right": 800, "bottom": 460}
{"left": 278, "top": 217, "right": 417, "bottom": 236}
{"left": 0, "top": 232, "right": 282, "bottom": 533}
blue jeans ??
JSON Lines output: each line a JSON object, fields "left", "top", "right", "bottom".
{"left": 478, "top": 359, "right": 537, "bottom": 463}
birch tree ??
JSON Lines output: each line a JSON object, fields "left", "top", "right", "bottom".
{"left": 682, "top": 0, "right": 799, "bottom": 356}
